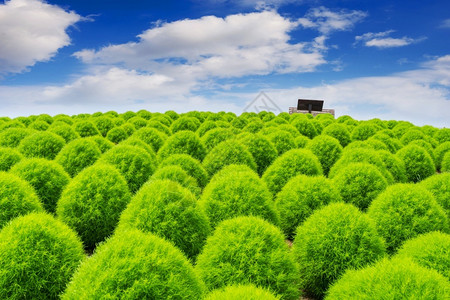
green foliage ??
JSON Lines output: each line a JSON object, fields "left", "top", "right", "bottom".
{"left": 291, "top": 118, "right": 317, "bottom": 139}
{"left": 434, "top": 141, "right": 450, "bottom": 170}
{"left": 0, "top": 147, "right": 22, "bottom": 171}
{"left": 434, "top": 128, "right": 450, "bottom": 144}
{"left": 151, "top": 165, "right": 200, "bottom": 196}
{"left": 442, "top": 151, "right": 450, "bottom": 172}
{"left": 159, "top": 154, "right": 209, "bottom": 188}
{"left": 18, "top": 131, "right": 65, "bottom": 159}
{"left": 74, "top": 120, "right": 100, "bottom": 137}
{"left": 325, "top": 257, "right": 450, "bottom": 300}
{"left": 367, "top": 184, "right": 448, "bottom": 253}
{"left": 158, "top": 130, "right": 206, "bottom": 162}
{"left": 147, "top": 120, "right": 172, "bottom": 135}
{"left": 400, "top": 128, "right": 427, "bottom": 145}
{"left": 369, "top": 132, "right": 402, "bottom": 153}
{"left": 199, "top": 165, "right": 278, "bottom": 228}
{"left": 204, "top": 284, "right": 280, "bottom": 300}
{"left": 197, "top": 120, "right": 219, "bottom": 137}
{"left": 292, "top": 202, "right": 386, "bottom": 298}
{"left": 306, "top": 135, "right": 342, "bottom": 175}
{"left": 93, "top": 116, "right": 115, "bottom": 137}
{"left": 120, "top": 136, "right": 157, "bottom": 160}
{"left": 231, "top": 117, "right": 248, "bottom": 129}
{"left": 419, "top": 173, "right": 450, "bottom": 217}
{"left": 294, "top": 134, "right": 310, "bottom": 148}
{"left": 262, "top": 149, "right": 323, "bottom": 195}
{"left": 117, "top": 180, "right": 210, "bottom": 259}
{"left": 171, "top": 116, "right": 201, "bottom": 133}
{"left": 127, "top": 116, "right": 148, "bottom": 130}
{"left": 57, "top": 164, "right": 131, "bottom": 250}
{"left": 137, "top": 109, "right": 152, "bottom": 120}
{"left": 0, "top": 172, "right": 43, "bottom": 228}
{"left": 351, "top": 122, "right": 378, "bottom": 141}
{"left": 10, "top": 158, "right": 70, "bottom": 213}
{"left": 29, "top": 120, "right": 50, "bottom": 131}
{"left": 0, "top": 213, "right": 84, "bottom": 300}
{"left": 202, "top": 140, "right": 257, "bottom": 176}
{"left": 267, "top": 130, "right": 296, "bottom": 155}
{"left": 332, "top": 163, "right": 387, "bottom": 211}
{"left": 120, "top": 110, "right": 137, "bottom": 120}
{"left": 106, "top": 126, "right": 128, "bottom": 143}
{"left": 237, "top": 133, "right": 278, "bottom": 176}
{"left": 375, "top": 150, "right": 407, "bottom": 182}
{"left": 242, "top": 119, "right": 264, "bottom": 133}
{"left": 55, "top": 138, "right": 102, "bottom": 177}
{"left": 275, "top": 175, "right": 341, "bottom": 239}
{"left": 396, "top": 144, "right": 435, "bottom": 182}
{"left": 48, "top": 124, "right": 79, "bottom": 142}
{"left": 100, "top": 145, "right": 156, "bottom": 193}
{"left": 201, "top": 127, "right": 236, "bottom": 152}
{"left": 196, "top": 216, "right": 300, "bottom": 299}
{"left": 85, "top": 136, "right": 114, "bottom": 153}
{"left": 0, "top": 128, "right": 36, "bottom": 148}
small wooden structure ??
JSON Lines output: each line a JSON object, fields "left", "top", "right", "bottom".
{"left": 289, "top": 99, "right": 335, "bottom": 116}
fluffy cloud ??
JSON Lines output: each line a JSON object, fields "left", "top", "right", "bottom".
{"left": 439, "top": 19, "right": 450, "bottom": 28}
{"left": 0, "top": 0, "right": 81, "bottom": 74}
{"left": 355, "top": 30, "right": 425, "bottom": 48}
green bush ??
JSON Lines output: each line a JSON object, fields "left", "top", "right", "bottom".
{"left": 120, "top": 110, "right": 137, "bottom": 120}
{"left": 147, "top": 120, "right": 172, "bottom": 135}
{"left": 369, "top": 132, "right": 402, "bottom": 153}
{"left": 242, "top": 119, "right": 264, "bottom": 133}
{"left": 400, "top": 128, "right": 427, "bottom": 145}
{"left": 57, "top": 164, "right": 131, "bottom": 250}
{"left": 100, "top": 145, "right": 156, "bottom": 193}
{"left": 204, "top": 284, "right": 280, "bottom": 300}
{"left": 291, "top": 118, "right": 317, "bottom": 139}
{"left": 267, "top": 130, "right": 296, "bottom": 156}
{"left": 28, "top": 120, "right": 49, "bottom": 131}
{"left": 106, "top": 126, "right": 128, "bottom": 144}
{"left": 202, "top": 140, "right": 256, "bottom": 176}
{"left": 419, "top": 173, "right": 450, "bottom": 217}
{"left": 396, "top": 144, "right": 435, "bottom": 182}
{"left": 325, "top": 257, "right": 450, "bottom": 300}
{"left": 262, "top": 149, "right": 323, "bottom": 195}
{"left": 10, "top": 158, "right": 70, "bottom": 213}
{"left": 151, "top": 165, "right": 200, "bottom": 196}
{"left": 0, "top": 213, "right": 84, "bottom": 299}
{"left": 277, "top": 124, "right": 300, "bottom": 137}
{"left": 0, "top": 120, "right": 25, "bottom": 130}
{"left": 137, "top": 109, "right": 152, "bottom": 120}
{"left": 158, "top": 130, "right": 206, "bottom": 162}
{"left": 275, "top": 175, "right": 341, "bottom": 239}
{"left": 294, "top": 134, "right": 310, "bottom": 148}
{"left": 35, "top": 113, "right": 53, "bottom": 124}
{"left": 159, "top": 154, "right": 208, "bottom": 188}
{"left": 231, "top": 117, "right": 248, "bottom": 129}
{"left": 0, "top": 128, "right": 36, "bottom": 148}
{"left": 48, "top": 124, "right": 79, "bottom": 142}
{"left": 18, "top": 131, "right": 65, "bottom": 159}
{"left": 0, "top": 172, "right": 43, "bottom": 228}
{"left": 442, "top": 151, "right": 450, "bottom": 172}
{"left": 127, "top": 116, "right": 148, "bottom": 130}
{"left": 236, "top": 133, "right": 277, "bottom": 176}
{"left": 85, "top": 136, "right": 114, "bottom": 153}
{"left": 434, "top": 128, "right": 450, "bottom": 144}
{"left": 55, "top": 138, "right": 102, "bottom": 177}
{"left": 171, "top": 116, "right": 201, "bottom": 133}
{"left": 396, "top": 231, "right": 450, "bottom": 279}
{"left": 376, "top": 150, "right": 407, "bottom": 182}
{"left": 0, "top": 147, "right": 22, "bottom": 171}
{"left": 434, "top": 141, "right": 450, "bottom": 171}
{"left": 117, "top": 180, "right": 210, "bottom": 259}
{"left": 292, "top": 202, "right": 386, "bottom": 298}
{"left": 73, "top": 120, "right": 100, "bottom": 137}
{"left": 332, "top": 163, "right": 387, "bottom": 211}
{"left": 306, "top": 135, "right": 342, "bottom": 175}
{"left": 93, "top": 116, "right": 115, "bottom": 137}
{"left": 197, "top": 120, "right": 219, "bottom": 137}
{"left": 152, "top": 113, "right": 174, "bottom": 126}
{"left": 199, "top": 165, "right": 278, "bottom": 228}
{"left": 201, "top": 127, "right": 236, "bottom": 152}
{"left": 120, "top": 136, "right": 157, "bottom": 159}
{"left": 367, "top": 183, "right": 448, "bottom": 253}
{"left": 196, "top": 216, "right": 300, "bottom": 299}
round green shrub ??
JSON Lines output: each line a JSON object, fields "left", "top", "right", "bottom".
{"left": 306, "top": 135, "right": 342, "bottom": 175}
{"left": 196, "top": 216, "right": 300, "bottom": 299}
{"left": 0, "top": 128, "right": 36, "bottom": 148}
{"left": 369, "top": 132, "right": 402, "bottom": 153}
{"left": 267, "top": 130, "right": 296, "bottom": 156}
{"left": 53, "top": 114, "right": 73, "bottom": 125}
{"left": 28, "top": 120, "right": 49, "bottom": 131}
{"left": 117, "top": 180, "right": 210, "bottom": 259}
{"left": 120, "top": 136, "right": 157, "bottom": 160}
{"left": 396, "top": 231, "right": 450, "bottom": 279}
{"left": 201, "top": 127, "right": 236, "bottom": 152}
{"left": 171, "top": 116, "right": 201, "bottom": 133}
{"left": 0, "top": 120, "right": 25, "bottom": 130}
{"left": 48, "top": 124, "right": 79, "bottom": 142}
{"left": 262, "top": 149, "right": 323, "bottom": 195}
{"left": 350, "top": 122, "right": 378, "bottom": 141}
{"left": 151, "top": 165, "right": 200, "bottom": 196}
{"left": 400, "top": 128, "right": 427, "bottom": 145}
{"left": 147, "top": 120, "right": 172, "bottom": 135}
{"left": 93, "top": 116, "right": 115, "bottom": 137}
{"left": 434, "top": 141, "right": 450, "bottom": 171}
{"left": 396, "top": 144, "right": 435, "bottom": 182}
{"left": 159, "top": 154, "right": 209, "bottom": 188}
{"left": 137, "top": 109, "right": 152, "bottom": 120}
{"left": 434, "top": 128, "right": 450, "bottom": 144}
{"left": 231, "top": 117, "right": 248, "bottom": 129}
{"left": 420, "top": 173, "right": 450, "bottom": 217}
{"left": 74, "top": 120, "right": 100, "bottom": 137}
{"left": 152, "top": 114, "right": 173, "bottom": 126}
{"left": 120, "top": 110, "right": 137, "bottom": 120}
{"left": 236, "top": 133, "right": 277, "bottom": 176}
{"left": 0, "top": 147, "right": 22, "bottom": 171}
{"left": 14, "top": 116, "right": 32, "bottom": 127}
{"left": 197, "top": 120, "right": 218, "bottom": 137}
{"left": 242, "top": 119, "right": 264, "bottom": 133}
{"left": 0, "top": 212, "right": 84, "bottom": 299}
{"left": 367, "top": 183, "right": 448, "bottom": 253}
{"left": 325, "top": 257, "right": 450, "bottom": 300}
{"left": 85, "top": 136, "right": 114, "bottom": 153}
{"left": 376, "top": 149, "right": 407, "bottom": 182}
{"left": 292, "top": 202, "right": 386, "bottom": 298}
{"left": 392, "top": 121, "right": 415, "bottom": 138}
{"left": 205, "top": 284, "right": 280, "bottom": 300}
{"left": 199, "top": 165, "right": 278, "bottom": 228}
{"left": 106, "top": 126, "right": 128, "bottom": 144}
{"left": 0, "top": 172, "right": 43, "bottom": 228}
{"left": 63, "top": 229, "right": 204, "bottom": 298}
{"left": 121, "top": 122, "right": 136, "bottom": 136}
{"left": 410, "top": 139, "right": 435, "bottom": 161}
{"left": 10, "top": 158, "right": 70, "bottom": 213}
{"left": 158, "top": 130, "right": 205, "bottom": 162}
{"left": 291, "top": 118, "right": 317, "bottom": 139}
{"left": 35, "top": 113, "right": 53, "bottom": 124}
{"left": 277, "top": 124, "right": 300, "bottom": 137}
{"left": 421, "top": 125, "right": 439, "bottom": 137}
{"left": 275, "top": 175, "right": 341, "bottom": 239}
{"left": 294, "top": 134, "right": 310, "bottom": 148}
{"left": 18, "top": 131, "right": 65, "bottom": 160}
{"left": 100, "top": 145, "right": 156, "bottom": 193}
{"left": 127, "top": 116, "right": 148, "bottom": 130}
{"left": 57, "top": 163, "right": 131, "bottom": 250}
{"left": 202, "top": 140, "right": 256, "bottom": 176}
{"left": 442, "top": 151, "right": 450, "bottom": 172}
{"left": 55, "top": 138, "right": 102, "bottom": 177}
{"left": 332, "top": 163, "right": 388, "bottom": 211}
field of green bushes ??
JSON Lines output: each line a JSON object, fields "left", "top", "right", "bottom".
{"left": 0, "top": 110, "right": 449, "bottom": 299}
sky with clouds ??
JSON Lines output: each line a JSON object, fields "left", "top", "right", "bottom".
{"left": 0, "top": 0, "right": 449, "bottom": 127}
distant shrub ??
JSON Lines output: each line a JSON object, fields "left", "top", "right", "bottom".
{"left": 151, "top": 166, "right": 200, "bottom": 196}
{"left": 237, "top": 133, "right": 278, "bottom": 176}
{"left": 325, "top": 257, "right": 450, "bottom": 300}
{"left": 410, "top": 139, "right": 435, "bottom": 161}
{"left": 306, "top": 135, "right": 342, "bottom": 175}
{"left": 152, "top": 114, "right": 173, "bottom": 126}
{"left": 0, "top": 213, "right": 84, "bottom": 299}
{"left": 242, "top": 119, "right": 264, "bottom": 133}
{"left": 93, "top": 116, "right": 115, "bottom": 137}
{"left": 442, "top": 151, "right": 450, "bottom": 172}
{"left": 106, "top": 126, "right": 128, "bottom": 143}
{"left": 201, "top": 127, "right": 236, "bottom": 152}
{"left": 396, "top": 144, "right": 435, "bottom": 182}
{"left": 392, "top": 121, "right": 415, "bottom": 138}
{"left": 434, "top": 128, "right": 450, "bottom": 144}
{"left": 351, "top": 123, "right": 378, "bottom": 141}
{"left": 277, "top": 124, "right": 300, "bottom": 137}
{"left": 0, "top": 147, "right": 22, "bottom": 171}
{"left": 0, "top": 120, "right": 26, "bottom": 130}
{"left": 275, "top": 175, "right": 341, "bottom": 239}
{"left": 121, "top": 122, "right": 136, "bottom": 136}
{"left": 136, "top": 109, "right": 152, "bottom": 120}
{"left": 419, "top": 173, "right": 450, "bottom": 217}
{"left": 291, "top": 118, "right": 317, "bottom": 139}
{"left": 55, "top": 138, "right": 101, "bottom": 177}
{"left": 120, "top": 110, "right": 137, "bottom": 120}
{"left": 421, "top": 125, "right": 439, "bottom": 137}
{"left": 0, "top": 128, "right": 35, "bottom": 148}
{"left": 120, "top": 137, "right": 157, "bottom": 160}
{"left": 28, "top": 120, "right": 50, "bottom": 131}
{"left": 53, "top": 115, "right": 73, "bottom": 125}
{"left": 369, "top": 132, "right": 402, "bottom": 153}
{"left": 131, "top": 127, "right": 168, "bottom": 153}
{"left": 262, "top": 149, "right": 322, "bottom": 195}
{"left": 100, "top": 145, "right": 156, "bottom": 193}
{"left": 159, "top": 154, "right": 208, "bottom": 188}
{"left": 231, "top": 117, "right": 248, "bottom": 129}
{"left": 292, "top": 202, "right": 386, "bottom": 298}
{"left": 171, "top": 116, "right": 201, "bottom": 133}
{"left": 267, "top": 130, "right": 296, "bottom": 155}
{"left": 18, "top": 131, "right": 65, "bottom": 160}
{"left": 196, "top": 216, "right": 300, "bottom": 299}
{"left": 74, "top": 120, "right": 100, "bottom": 137}
{"left": 147, "top": 120, "right": 172, "bottom": 135}
{"left": 376, "top": 150, "right": 407, "bottom": 182}
{"left": 0, "top": 172, "right": 43, "bottom": 228}
{"left": 127, "top": 116, "right": 148, "bottom": 130}
{"left": 197, "top": 121, "right": 218, "bottom": 137}
{"left": 48, "top": 124, "right": 79, "bottom": 142}
{"left": 400, "top": 128, "right": 427, "bottom": 145}
{"left": 434, "top": 141, "right": 450, "bottom": 171}
{"left": 57, "top": 164, "right": 131, "bottom": 250}
{"left": 62, "top": 229, "right": 204, "bottom": 299}
{"left": 202, "top": 140, "right": 256, "bottom": 176}
{"left": 199, "top": 165, "right": 278, "bottom": 228}
{"left": 117, "top": 180, "right": 210, "bottom": 259}
{"left": 294, "top": 135, "right": 310, "bottom": 148}
{"left": 158, "top": 131, "right": 206, "bottom": 162}
{"left": 367, "top": 184, "right": 448, "bottom": 253}
{"left": 85, "top": 136, "right": 114, "bottom": 153}
{"left": 205, "top": 284, "right": 280, "bottom": 300}
{"left": 10, "top": 158, "right": 70, "bottom": 213}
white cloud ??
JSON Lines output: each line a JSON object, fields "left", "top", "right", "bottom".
{"left": 439, "top": 19, "right": 450, "bottom": 28}
{"left": 355, "top": 30, "right": 425, "bottom": 48}
{"left": 0, "top": 0, "right": 81, "bottom": 74}
{"left": 297, "top": 6, "right": 367, "bottom": 34}
{"left": 197, "top": 0, "right": 298, "bottom": 9}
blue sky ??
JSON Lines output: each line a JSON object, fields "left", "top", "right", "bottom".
{"left": 0, "top": 0, "right": 449, "bottom": 127}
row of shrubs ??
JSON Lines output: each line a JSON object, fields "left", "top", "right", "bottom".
{"left": 0, "top": 110, "right": 448, "bottom": 299}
